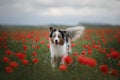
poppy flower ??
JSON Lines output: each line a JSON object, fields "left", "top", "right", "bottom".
{"left": 83, "top": 44, "right": 87, "bottom": 49}
{"left": 5, "top": 49, "right": 12, "bottom": 55}
{"left": 78, "top": 55, "right": 85, "bottom": 64}
{"left": 100, "top": 48, "right": 106, "bottom": 53}
{"left": 3, "top": 56, "right": 10, "bottom": 63}
{"left": 118, "top": 38, "right": 120, "bottom": 43}
{"left": 32, "top": 58, "right": 39, "bottom": 64}
{"left": 9, "top": 61, "right": 19, "bottom": 68}
{"left": 47, "top": 44, "right": 50, "bottom": 48}
{"left": 82, "top": 50, "right": 86, "bottom": 55}
{"left": 87, "top": 58, "right": 97, "bottom": 67}
{"left": 23, "top": 45, "right": 27, "bottom": 50}
{"left": 63, "top": 55, "right": 73, "bottom": 64}
{"left": 71, "top": 43, "right": 76, "bottom": 47}
{"left": 73, "top": 51, "right": 78, "bottom": 56}
{"left": 35, "top": 38, "right": 39, "bottom": 42}
{"left": 32, "top": 45, "right": 35, "bottom": 49}
{"left": 78, "top": 55, "right": 97, "bottom": 67}
{"left": 110, "top": 69, "right": 119, "bottom": 77}
{"left": 32, "top": 51, "right": 37, "bottom": 56}
{"left": 22, "top": 59, "right": 28, "bottom": 65}
{"left": 106, "top": 54, "right": 111, "bottom": 58}
{"left": 27, "top": 34, "right": 33, "bottom": 39}
{"left": 110, "top": 51, "right": 120, "bottom": 59}
{"left": 16, "top": 53, "right": 26, "bottom": 60}
{"left": 88, "top": 48, "right": 92, "bottom": 55}
{"left": 59, "top": 64, "right": 67, "bottom": 71}
{"left": 110, "top": 48, "right": 114, "bottom": 52}
{"left": 22, "top": 39, "right": 26, "bottom": 44}
{"left": 36, "top": 45, "right": 40, "bottom": 49}
{"left": 99, "top": 64, "right": 109, "bottom": 74}
{"left": 5, "top": 66, "right": 13, "bottom": 73}
{"left": 41, "top": 40, "right": 45, "bottom": 45}
{"left": 92, "top": 45, "right": 99, "bottom": 49}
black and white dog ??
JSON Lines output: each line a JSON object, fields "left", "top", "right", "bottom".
{"left": 49, "top": 26, "right": 85, "bottom": 68}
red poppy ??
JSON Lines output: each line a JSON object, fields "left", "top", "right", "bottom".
{"left": 63, "top": 55, "right": 73, "bottom": 64}
{"left": 22, "top": 59, "right": 28, "bottom": 65}
{"left": 110, "top": 48, "right": 114, "bottom": 52}
{"left": 88, "top": 48, "right": 92, "bottom": 55}
{"left": 100, "top": 48, "right": 106, "bottom": 53}
{"left": 41, "top": 40, "right": 45, "bottom": 45}
{"left": 32, "top": 51, "right": 37, "bottom": 56}
{"left": 71, "top": 43, "right": 76, "bottom": 47}
{"left": 32, "top": 45, "right": 35, "bottom": 49}
{"left": 32, "top": 58, "right": 39, "bottom": 64}
{"left": 47, "top": 44, "right": 50, "bottom": 48}
{"left": 16, "top": 53, "right": 26, "bottom": 60}
{"left": 82, "top": 50, "right": 86, "bottom": 55}
{"left": 118, "top": 38, "right": 120, "bottom": 43}
{"left": 92, "top": 45, "right": 99, "bottom": 49}
{"left": 106, "top": 54, "right": 111, "bottom": 58}
{"left": 23, "top": 45, "right": 27, "bottom": 50}
{"left": 27, "top": 34, "right": 33, "bottom": 39}
{"left": 22, "top": 39, "right": 26, "bottom": 44}
{"left": 5, "top": 66, "right": 13, "bottom": 73}
{"left": 87, "top": 58, "right": 97, "bottom": 67}
{"left": 78, "top": 55, "right": 85, "bottom": 64}
{"left": 36, "top": 45, "right": 40, "bottom": 49}
{"left": 73, "top": 51, "right": 78, "bottom": 56}
{"left": 83, "top": 44, "right": 88, "bottom": 49}
{"left": 5, "top": 49, "right": 12, "bottom": 55}
{"left": 110, "top": 51, "right": 120, "bottom": 59}
{"left": 35, "top": 38, "right": 39, "bottom": 42}
{"left": 3, "top": 56, "right": 10, "bottom": 63}
{"left": 78, "top": 55, "right": 97, "bottom": 67}
{"left": 110, "top": 69, "right": 119, "bottom": 77}
{"left": 59, "top": 64, "right": 67, "bottom": 71}
{"left": 99, "top": 64, "right": 109, "bottom": 74}
{"left": 9, "top": 61, "right": 19, "bottom": 68}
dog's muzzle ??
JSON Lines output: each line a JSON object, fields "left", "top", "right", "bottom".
{"left": 55, "top": 40, "right": 58, "bottom": 45}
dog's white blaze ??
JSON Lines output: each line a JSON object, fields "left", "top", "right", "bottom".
{"left": 53, "top": 30, "right": 60, "bottom": 43}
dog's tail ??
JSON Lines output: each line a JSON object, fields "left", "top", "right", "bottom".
{"left": 66, "top": 26, "right": 85, "bottom": 41}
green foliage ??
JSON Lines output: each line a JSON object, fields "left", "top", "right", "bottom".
{"left": 0, "top": 27, "right": 120, "bottom": 80}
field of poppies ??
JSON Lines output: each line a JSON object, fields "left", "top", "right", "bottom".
{"left": 0, "top": 27, "right": 120, "bottom": 80}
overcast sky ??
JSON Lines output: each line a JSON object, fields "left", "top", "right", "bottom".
{"left": 0, "top": 0, "right": 120, "bottom": 25}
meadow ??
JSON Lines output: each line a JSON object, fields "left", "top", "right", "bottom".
{"left": 0, "top": 27, "right": 120, "bottom": 80}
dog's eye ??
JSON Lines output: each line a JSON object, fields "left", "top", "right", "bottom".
{"left": 58, "top": 35, "right": 61, "bottom": 38}
{"left": 53, "top": 35, "right": 56, "bottom": 37}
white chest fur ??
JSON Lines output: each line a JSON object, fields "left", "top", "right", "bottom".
{"left": 49, "top": 39, "right": 68, "bottom": 58}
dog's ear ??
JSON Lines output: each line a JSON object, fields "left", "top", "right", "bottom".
{"left": 62, "top": 31, "right": 67, "bottom": 33}
{"left": 49, "top": 27, "right": 53, "bottom": 32}
{"left": 50, "top": 27, "right": 57, "bottom": 32}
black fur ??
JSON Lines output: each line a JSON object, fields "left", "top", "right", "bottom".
{"left": 49, "top": 29, "right": 69, "bottom": 44}
{"left": 49, "top": 29, "right": 56, "bottom": 38}
{"left": 58, "top": 30, "right": 65, "bottom": 39}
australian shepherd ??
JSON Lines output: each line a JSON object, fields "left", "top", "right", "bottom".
{"left": 49, "top": 26, "right": 85, "bottom": 68}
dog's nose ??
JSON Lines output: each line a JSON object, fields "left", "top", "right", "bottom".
{"left": 55, "top": 40, "right": 58, "bottom": 45}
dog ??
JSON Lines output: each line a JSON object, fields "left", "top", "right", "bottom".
{"left": 49, "top": 26, "right": 85, "bottom": 68}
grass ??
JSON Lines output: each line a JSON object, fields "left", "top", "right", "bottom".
{"left": 0, "top": 27, "right": 120, "bottom": 80}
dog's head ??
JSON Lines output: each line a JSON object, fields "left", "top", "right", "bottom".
{"left": 49, "top": 27, "right": 66, "bottom": 45}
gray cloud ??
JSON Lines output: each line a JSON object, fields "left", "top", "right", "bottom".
{"left": 0, "top": 0, "right": 120, "bottom": 25}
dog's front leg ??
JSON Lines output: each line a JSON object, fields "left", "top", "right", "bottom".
{"left": 51, "top": 56, "right": 56, "bottom": 68}
{"left": 60, "top": 55, "right": 67, "bottom": 65}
